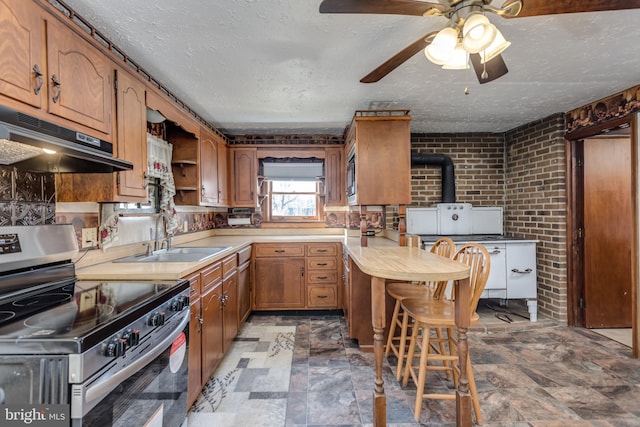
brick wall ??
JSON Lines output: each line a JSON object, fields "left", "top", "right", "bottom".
{"left": 504, "top": 114, "right": 567, "bottom": 322}
{"left": 410, "top": 133, "right": 505, "bottom": 206}
{"left": 405, "top": 115, "right": 568, "bottom": 323}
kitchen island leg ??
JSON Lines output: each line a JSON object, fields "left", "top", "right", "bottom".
{"left": 371, "top": 276, "right": 387, "bottom": 426}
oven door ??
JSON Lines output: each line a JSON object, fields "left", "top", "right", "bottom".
{"left": 71, "top": 311, "right": 189, "bottom": 427}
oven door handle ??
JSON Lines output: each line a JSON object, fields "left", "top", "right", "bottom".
{"left": 84, "top": 311, "right": 189, "bottom": 405}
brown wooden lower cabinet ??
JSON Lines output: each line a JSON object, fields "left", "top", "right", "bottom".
{"left": 237, "top": 246, "right": 252, "bottom": 326}
{"left": 253, "top": 242, "right": 341, "bottom": 310}
{"left": 254, "top": 257, "right": 306, "bottom": 309}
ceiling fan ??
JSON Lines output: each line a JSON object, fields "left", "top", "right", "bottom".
{"left": 319, "top": 0, "right": 640, "bottom": 84}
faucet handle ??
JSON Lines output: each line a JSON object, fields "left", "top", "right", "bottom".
{"left": 142, "top": 242, "right": 152, "bottom": 256}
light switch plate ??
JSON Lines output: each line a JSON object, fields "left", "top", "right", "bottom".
{"left": 81, "top": 227, "right": 97, "bottom": 248}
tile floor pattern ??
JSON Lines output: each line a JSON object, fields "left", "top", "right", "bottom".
{"left": 187, "top": 306, "right": 640, "bottom": 427}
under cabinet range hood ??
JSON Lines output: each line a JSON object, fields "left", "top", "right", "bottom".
{"left": 0, "top": 105, "right": 133, "bottom": 173}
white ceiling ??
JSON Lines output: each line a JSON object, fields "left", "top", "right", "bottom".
{"left": 61, "top": 0, "right": 640, "bottom": 136}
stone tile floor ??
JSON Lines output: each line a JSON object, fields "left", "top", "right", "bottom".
{"left": 187, "top": 300, "right": 640, "bottom": 426}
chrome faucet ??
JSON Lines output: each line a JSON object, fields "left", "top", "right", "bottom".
{"left": 154, "top": 211, "right": 173, "bottom": 252}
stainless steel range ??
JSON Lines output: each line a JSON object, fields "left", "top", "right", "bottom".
{"left": 0, "top": 225, "right": 190, "bottom": 427}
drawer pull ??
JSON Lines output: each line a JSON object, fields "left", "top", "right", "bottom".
{"left": 317, "top": 276, "right": 328, "bottom": 280}
{"left": 490, "top": 249, "right": 502, "bottom": 255}
{"left": 274, "top": 249, "right": 285, "bottom": 253}
{"left": 317, "top": 263, "right": 328, "bottom": 266}
{"left": 317, "top": 249, "right": 328, "bottom": 252}
{"left": 317, "top": 295, "right": 328, "bottom": 299}
{"left": 511, "top": 268, "right": 532, "bottom": 274}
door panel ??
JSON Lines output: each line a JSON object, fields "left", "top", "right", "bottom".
{"left": 583, "top": 136, "right": 632, "bottom": 327}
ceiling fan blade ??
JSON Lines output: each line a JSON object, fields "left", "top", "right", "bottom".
{"left": 360, "top": 32, "right": 437, "bottom": 83}
{"left": 512, "top": 0, "right": 640, "bottom": 18}
{"left": 319, "top": 0, "right": 446, "bottom": 16}
{"left": 469, "top": 54, "right": 509, "bottom": 84}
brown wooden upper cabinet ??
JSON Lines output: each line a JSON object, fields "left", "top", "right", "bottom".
{"left": 200, "top": 127, "right": 220, "bottom": 205}
{"left": 55, "top": 67, "right": 148, "bottom": 202}
{"left": 345, "top": 112, "right": 412, "bottom": 205}
{"left": 325, "top": 147, "right": 344, "bottom": 206}
{"left": 0, "top": 0, "right": 112, "bottom": 138}
{"left": 232, "top": 147, "right": 258, "bottom": 207}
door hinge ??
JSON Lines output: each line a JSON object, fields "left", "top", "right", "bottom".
{"left": 577, "top": 157, "right": 583, "bottom": 167}
{"left": 579, "top": 297, "right": 585, "bottom": 309}
{"left": 116, "top": 172, "right": 120, "bottom": 187}
{"left": 577, "top": 227, "right": 583, "bottom": 239}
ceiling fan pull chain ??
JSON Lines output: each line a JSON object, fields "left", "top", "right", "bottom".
{"left": 481, "top": 56, "right": 488, "bottom": 80}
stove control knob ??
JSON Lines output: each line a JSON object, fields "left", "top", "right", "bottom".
{"left": 170, "top": 298, "right": 183, "bottom": 312}
{"left": 122, "top": 329, "right": 140, "bottom": 347}
{"left": 104, "top": 338, "right": 126, "bottom": 357}
{"left": 148, "top": 312, "right": 166, "bottom": 326}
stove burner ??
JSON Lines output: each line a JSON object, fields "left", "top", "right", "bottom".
{"left": 23, "top": 302, "right": 115, "bottom": 332}
{"left": 12, "top": 292, "right": 72, "bottom": 308}
{"left": 0, "top": 312, "right": 15, "bottom": 323}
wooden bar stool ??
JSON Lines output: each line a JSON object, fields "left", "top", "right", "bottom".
{"left": 384, "top": 237, "right": 455, "bottom": 380}
{"left": 401, "top": 243, "right": 490, "bottom": 424}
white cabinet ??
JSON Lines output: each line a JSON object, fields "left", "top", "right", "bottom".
{"left": 482, "top": 243, "right": 507, "bottom": 295}
{"left": 505, "top": 243, "right": 537, "bottom": 299}
{"left": 407, "top": 207, "right": 437, "bottom": 234}
{"left": 472, "top": 207, "right": 503, "bottom": 234}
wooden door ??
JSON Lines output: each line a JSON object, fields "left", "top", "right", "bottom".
{"left": 232, "top": 148, "right": 257, "bottom": 207}
{"left": 222, "top": 271, "right": 238, "bottom": 352}
{"left": 583, "top": 136, "right": 632, "bottom": 327}
{"left": 46, "top": 17, "right": 112, "bottom": 135}
{"left": 254, "top": 258, "right": 305, "bottom": 309}
{"left": 325, "top": 147, "right": 344, "bottom": 206}
{"left": 217, "top": 140, "right": 229, "bottom": 206}
{"left": 201, "top": 283, "right": 223, "bottom": 381}
{"left": 0, "top": 0, "right": 44, "bottom": 109}
{"left": 200, "top": 128, "right": 219, "bottom": 205}
{"left": 115, "top": 69, "right": 147, "bottom": 199}
{"left": 237, "top": 259, "right": 251, "bottom": 326}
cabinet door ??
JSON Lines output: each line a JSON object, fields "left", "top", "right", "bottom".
{"left": 254, "top": 258, "right": 305, "bottom": 309}
{"left": 0, "top": 0, "right": 44, "bottom": 108}
{"left": 506, "top": 243, "right": 537, "bottom": 299}
{"left": 217, "top": 140, "right": 229, "bottom": 206}
{"left": 237, "top": 260, "right": 251, "bottom": 326}
{"left": 201, "top": 283, "right": 223, "bottom": 381}
{"left": 222, "top": 270, "right": 238, "bottom": 353}
{"left": 115, "top": 68, "right": 147, "bottom": 199}
{"left": 483, "top": 244, "right": 507, "bottom": 291}
{"left": 187, "top": 298, "right": 202, "bottom": 408}
{"left": 232, "top": 148, "right": 257, "bottom": 207}
{"left": 200, "top": 127, "right": 219, "bottom": 205}
{"left": 46, "top": 17, "right": 112, "bottom": 135}
{"left": 325, "top": 147, "right": 344, "bottom": 206}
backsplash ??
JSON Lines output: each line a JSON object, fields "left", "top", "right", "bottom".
{"left": 0, "top": 166, "right": 56, "bottom": 226}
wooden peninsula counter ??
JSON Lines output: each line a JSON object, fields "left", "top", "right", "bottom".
{"left": 344, "top": 241, "right": 472, "bottom": 427}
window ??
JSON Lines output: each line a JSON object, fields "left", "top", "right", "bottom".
{"left": 269, "top": 180, "right": 322, "bottom": 220}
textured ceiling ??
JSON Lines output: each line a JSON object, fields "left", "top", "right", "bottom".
{"left": 62, "top": 0, "right": 640, "bottom": 136}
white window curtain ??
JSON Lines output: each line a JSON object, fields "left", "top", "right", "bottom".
{"left": 147, "top": 133, "right": 178, "bottom": 233}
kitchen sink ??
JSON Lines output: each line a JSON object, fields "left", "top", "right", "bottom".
{"left": 113, "top": 246, "right": 231, "bottom": 263}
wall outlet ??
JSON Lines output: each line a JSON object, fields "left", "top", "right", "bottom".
{"left": 81, "top": 227, "right": 98, "bottom": 248}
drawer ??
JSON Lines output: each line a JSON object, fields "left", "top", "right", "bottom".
{"left": 200, "top": 262, "right": 222, "bottom": 291}
{"left": 254, "top": 244, "right": 305, "bottom": 257}
{"left": 185, "top": 272, "right": 201, "bottom": 299}
{"left": 237, "top": 245, "right": 252, "bottom": 265}
{"left": 307, "top": 285, "right": 338, "bottom": 308}
{"left": 222, "top": 255, "right": 237, "bottom": 277}
{"left": 306, "top": 257, "right": 338, "bottom": 270}
{"left": 307, "top": 271, "right": 338, "bottom": 284}
{"left": 306, "top": 243, "right": 338, "bottom": 257}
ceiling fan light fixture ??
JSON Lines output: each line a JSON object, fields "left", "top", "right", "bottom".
{"left": 424, "top": 26, "right": 458, "bottom": 65}
{"left": 442, "top": 43, "right": 469, "bottom": 70}
{"left": 479, "top": 27, "right": 511, "bottom": 63}
{"left": 462, "top": 13, "right": 496, "bottom": 53}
